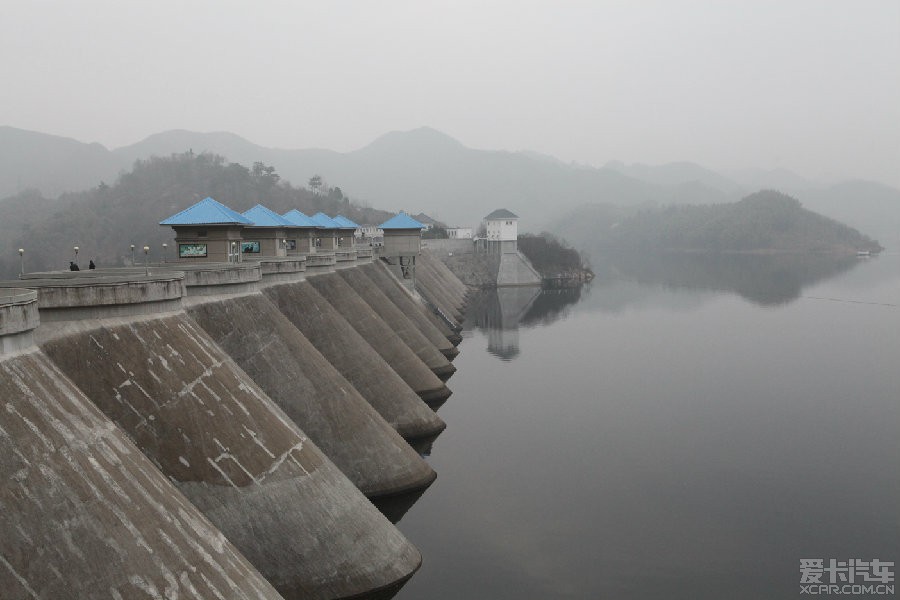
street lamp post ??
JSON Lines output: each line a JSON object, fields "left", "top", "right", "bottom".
{"left": 18, "top": 248, "right": 24, "bottom": 277}
{"left": 130, "top": 244, "right": 136, "bottom": 266}
{"left": 73, "top": 246, "right": 79, "bottom": 265}
{"left": 143, "top": 245, "right": 150, "bottom": 276}
{"left": 162, "top": 243, "right": 168, "bottom": 264}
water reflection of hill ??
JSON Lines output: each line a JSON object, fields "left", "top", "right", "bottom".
{"left": 465, "top": 285, "right": 584, "bottom": 360}
{"left": 588, "top": 251, "right": 860, "bottom": 306}
{"left": 520, "top": 286, "right": 583, "bottom": 326}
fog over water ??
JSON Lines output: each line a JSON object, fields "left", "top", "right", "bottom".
{"left": 395, "top": 253, "right": 900, "bottom": 599}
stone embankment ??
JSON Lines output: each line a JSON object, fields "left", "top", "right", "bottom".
{"left": 0, "top": 252, "right": 472, "bottom": 599}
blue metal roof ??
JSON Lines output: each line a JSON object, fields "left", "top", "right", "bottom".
{"left": 160, "top": 197, "right": 252, "bottom": 226}
{"left": 281, "top": 209, "right": 317, "bottom": 227}
{"left": 310, "top": 212, "right": 340, "bottom": 229}
{"left": 379, "top": 212, "right": 426, "bottom": 230}
{"left": 331, "top": 215, "right": 360, "bottom": 229}
{"left": 242, "top": 204, "right": 293, "bottom": 227}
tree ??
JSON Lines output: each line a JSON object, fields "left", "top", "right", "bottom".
{"left": 251, "top": 161, "right": 280, "bottom": 183}
{"left": 308, "top": 174, "right": 323, "bottom": 194}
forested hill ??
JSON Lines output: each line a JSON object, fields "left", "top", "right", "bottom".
{"left": 0, "top": 152, "right": 392, "bottom": 278}
{"left": 555, "top": 191, "right": 882, "bottom": 256}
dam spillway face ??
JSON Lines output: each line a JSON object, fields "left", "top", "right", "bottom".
{"left": 305, "top": 272, "right": 452, "bottom": 406}
{"left": 337, "top": 266, "right": 456, "bottom": 379}
{"left": 0, "top": 290, "right": 282, "bottom": 600}
{"left": 185, "top": 292, "right": 437, "bottom": 498}
{"left": 364, "top": 262, "right": 463, "bottom": 349}
{"left": 415, "top": 256, "right": 466, "bottom": 324}
{"left": 29, "top": 277, "right": 421, "bottom": 599}
{"left": 1, "top": 257, "right": 471, "bottom": 598}
{"left": 263, "top": 281, "right": 446, "bottom": 440}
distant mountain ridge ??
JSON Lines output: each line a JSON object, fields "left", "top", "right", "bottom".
{"left": 552, "top": 190, "right": 882, "bottom": 257}
{"left": 1, "top": 125, "right": 898, "bottom": 247}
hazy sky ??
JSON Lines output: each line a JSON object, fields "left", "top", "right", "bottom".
{"left": 2, "top": 0, "right": 898, "bottom": 185}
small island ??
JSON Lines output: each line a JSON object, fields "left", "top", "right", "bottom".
{"left": 604, "top": 190, "right": 883, "bottom": 254}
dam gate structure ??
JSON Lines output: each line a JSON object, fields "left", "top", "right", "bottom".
{"left": 1, "top": 201, "right": 475, "bottom": 598}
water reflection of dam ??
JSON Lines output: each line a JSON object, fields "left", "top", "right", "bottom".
{"left": 467, "top": 286, "right": 583, "bottom": 360}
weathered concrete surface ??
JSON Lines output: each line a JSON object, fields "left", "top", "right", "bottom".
{"left": 360, "top": 263, "right": 459, "bottom": 359}
{"left": 306, "top": 272, "right": 451, "bottom": 405}
{"left": 38, "top": 314, "right": 421, "bottom": 599}
{"left": 423, "top": 243, "right": 500, "bottom": 288}
{"left": 178, "top": 263, "right": 261, "bottom": 296}
{"left": 4, "top": 274, "right": 185, "bottom": 321}
{"left": 417, "top": 257, "right": 466, "bottom": 318}
{"left": 0, "top": 289, "right": 39, "bottom": 355}
{"left": 185, "top": 292, "right": 436, "bottom": 498}
{"left": 0, "top": 350, "right": 283, "bottom": 600}
{"left": 422, "top": 251, "right": 471, "bottom": 301}
{"left": 415, "top": 258, "right": 464, "bottom": 320}
{"left": 0, "top": 289, "right": 39, "bottom": 335}
{"left": 419, "top": 253, "right": 463, "bottom": 302}
{"left": 264, "top": 282, "right": 445, "bottom": 440}
{"left": 253, "top": 257, "right": 307, "bottom": 285}
{"left": 338, "top": 267, "right": 456, "bottom": 378}
{"left": 497, "top": 251, "right": 542, "bottom": 286}
{"left": 367, "top": 262, "right": 463, "bottom": 347}
{"left": 414, "top": 267, "right": 464, "bottom": 331}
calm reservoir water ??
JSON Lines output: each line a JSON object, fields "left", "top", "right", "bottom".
{"left": 394, "top": 252, "right": 900, "bottom": 599}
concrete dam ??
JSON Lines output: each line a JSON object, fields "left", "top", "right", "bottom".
{"left": 0, "top": 251, "right": 470, "bottom": 599}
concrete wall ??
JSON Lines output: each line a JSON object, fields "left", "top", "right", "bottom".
{"left": 242, "top": 227, "right": 288, "bottom": 257}
{"left": 0, "top": 257, "right": 474, "bottom": 598}
{"left": 335, "top": 249, "right": 358, "bottom": 262}
{"left": 0, "top": 289, "right": 39, "bottom": 355}
{"left": 383, "top": 229, "right": 422, "bottom": 257}
{"left": 305, "top": 272, "right": 450, "bottom": 405}
{"left": 171, "top": 225, "right": 245, "bottom": 263}
{"left": 287, "top": 228, "right": 316, "bottom": 254}
{"left": 2, "top": 275, "right": 186, "bottom": 321}
{"left": 0, "top": 349, "right": 284, "bottom": 600}
{"left": 360, "top": 262, "right": 460, "bottom": 357}
{"left": 263, "top": 281, "right": 445, "bottom": 440}
{"left": 316, "top": 231, "right": 338, "bottom": 250}
{"left": 423, "top": 238, "right": 476, "bottom": 255}
{"left": 497, "top": 251, "right": 542, "bottom": 286}
{"left": 38, "top": 313, "right": 422, "bottom": 599}
{"left": 338, "top": 267, "right": 456, "bottom": 378}
{"left": 485, "top": 217, "right": 517, "bottom": 241}
{"left": 185, "top": 292, "right": 436, "bottom": 499}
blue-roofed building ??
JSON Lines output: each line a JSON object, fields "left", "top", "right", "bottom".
{"left": 331, "top": 215, "right": 360, "bottom": 229}
{"left": 331, "top": 215, "right": 360, "bottom": 250}
{"left": 379, "top": 212, "right": 426, "bottom": 230}
{"left": 241, "top": 204, "right": 293, "bottom": 257}
{"left": 282, "top": 209, "right": 318, "bottom": 254}
{"left": 310, "top": 213, "right": 340, "bottom": 251}
{"left": 160, "top": 197, "right": 251, "bottom": 263}
{"left": 378, "top": 212, "right": 425, "bottom": 285}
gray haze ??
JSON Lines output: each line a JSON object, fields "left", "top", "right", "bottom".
{"left": 1, "top": 1, "right": 898, "bottom": 186}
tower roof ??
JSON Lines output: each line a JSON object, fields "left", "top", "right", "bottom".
{"left": 160, "top": 197, "right": 252, "bottom": 226}
{"left": 379, "top": 212, "right": 426, "bottom": 230}
{"left": 281, "top": 209, "right": 317, "bottom": 227}
{"left": 310, "top": 212, "right": 340, "bottom": 229}
{"left": 484, "top": 208, "right": 519, "bottom": 220}
{"left": 242, "top": 204, "right": 293, "bottom": 227}
{"left": 331, "top": 215, "right": 360, "bottom": 229}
